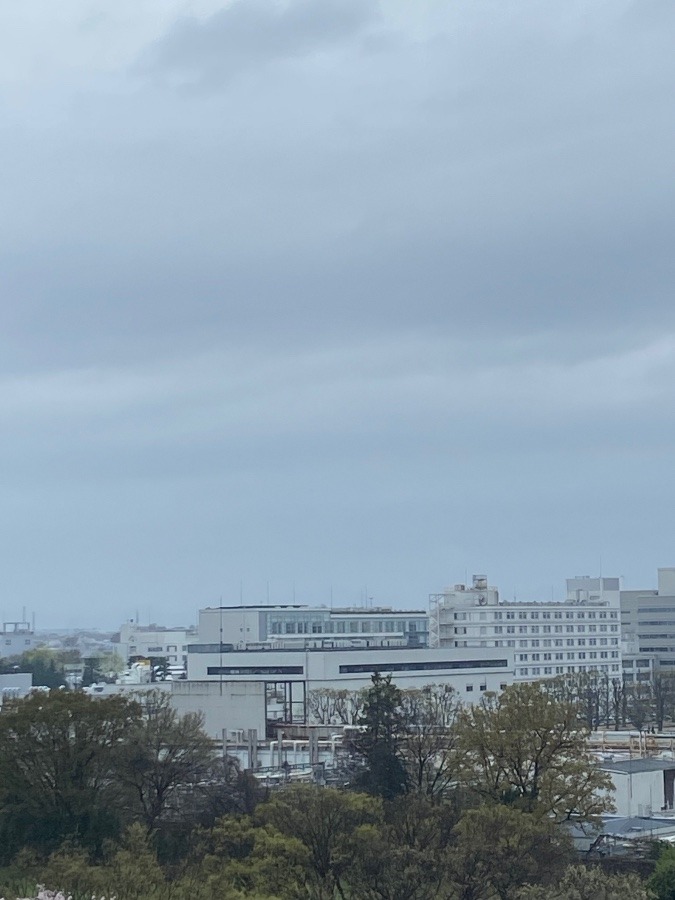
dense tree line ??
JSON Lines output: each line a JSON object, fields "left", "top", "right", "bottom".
{"left": 0, "top": 678, "right": 673, "bottom": 899}
{"left": 0, "top": 648, "right": 124, "bottom": 689}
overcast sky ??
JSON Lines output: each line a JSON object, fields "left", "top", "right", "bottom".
{"left": 1, "top": 0, "right": 674, "bottom": 630}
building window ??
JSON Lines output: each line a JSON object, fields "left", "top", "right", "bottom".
{"left": 466, "top": 684, "right": 474, "bottom": 692}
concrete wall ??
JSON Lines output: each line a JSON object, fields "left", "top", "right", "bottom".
{"left": 198, "top": 608, "right": 267, "bottom": 644}
{"left": 0, "top": 632, "right": 36, "bottom": 659}
{"left": 186, "top": 645, "right": 513, "bottom": 695}
{"left": 605, "top": 769, "right": 665, "bottom": 817}
{"left": 170, "top": 679, "right": 266, "bottom": 740}
{"left": 0, "top": 672, "right": 32, "bottom": 701}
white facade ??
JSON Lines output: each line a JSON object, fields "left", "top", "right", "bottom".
{"left": 620, "top": 567, "right": 675, "bottom": 670}
{"left": 430, "top": 575, "right": 622, "bottom": 681}
{"left": 198, "top": 605, "right": 429, "bottom": 650}
{"left": 170, "top": 680, "right": 267, "bottom": 740}
{"left": 600, "top": 759, "right": 675, "bottom": 817}
{"left": 187, "top": 644, "right": 514, "bottom": 695}
{"left": 116, "top": 622, "right": 198, "bottom": 669}
{"left": 0, "top": 621, "right": 36, "bottom": 659}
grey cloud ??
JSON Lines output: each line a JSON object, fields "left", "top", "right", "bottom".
{"left": 0, "top": 2, "right": 674, "bottom": 624}
{"left": 141, "top": 0, "right": 381, "bottom": 89}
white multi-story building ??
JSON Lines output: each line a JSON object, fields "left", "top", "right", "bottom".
{"left": 618, "top": 567, "right": 675, "bottom": 682}
{"left": 115, "top": 622, "right": 198, "bottom": 669}
{"left": 187, "top": 601, "right": 512, "bottom": 731}
{"left": 198, "top": 604, "right": 429, "bottom": 650}
{"left": 429, "top": 574, "right": 622, "bottom": 681}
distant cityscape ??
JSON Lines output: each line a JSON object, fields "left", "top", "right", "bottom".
{"left": 2, "top": 567, "right": 674, "bottom": 740}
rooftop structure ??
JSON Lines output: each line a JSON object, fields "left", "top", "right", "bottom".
{"left": 1, "top": 619, "right": 36, "bottom": 660}
{"left": 198, "top": 604, "right": 429, "bottom": 650}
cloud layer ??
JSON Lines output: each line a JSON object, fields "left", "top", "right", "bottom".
{"left": 0, "top": 0, "right": 673, "bottom": 626}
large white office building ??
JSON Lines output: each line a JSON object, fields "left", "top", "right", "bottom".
{"left": 187, "top": 603, "right": 512, "bottom": 731}
{"left": 429, "top": 574, "right": 622, "bottom": 681}
{"left": 620, "top": 567, "right": 675, "bottom": 682}
{"left": 198, "top": 604, "right": 430, "bottom": 650}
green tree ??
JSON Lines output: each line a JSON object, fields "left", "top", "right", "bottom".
{"left": 0, "top": 691, "right": 141, "bottom": 860}
{"left": 352, "top": 672, "right": 408, "bottom": 799}
{"left": 349, "top": 796, "right": 457, "bottom": 900}
{"left": 259, "top": 784, "right": 382, "bottom": 898}
{"left": 455, "top": 682, "right": 614, "bottom": 824}
{"left": 447, "top": 806, "right": 573, "bottom": 900}
{"left": 117, "top": 691, "right": 216, "bottom": 833}
{"left": 190, "top": 815, "right": 308, "bottom": 900}
{"left": 649, "top": 843, "right": 675, "bottom": 900}
{"left": 519, "top": 864, "right": 649, "bottom": 900}
{"left": 0, "top": 648, "right": 74, "bottom": 689}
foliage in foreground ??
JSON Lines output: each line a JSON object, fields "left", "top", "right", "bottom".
{"left": 0, "top": 678, "right": 663, "bottom": 899}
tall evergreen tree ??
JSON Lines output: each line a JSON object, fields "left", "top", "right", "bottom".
{"left": 352, "top": 672, "right": 408, "bottom": 799}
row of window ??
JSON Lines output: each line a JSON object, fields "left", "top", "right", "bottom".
{"left": 453, "top": 610, "right": 617, "bottom": 621}
{"left": 518, "top": 650, "right": 618, "bottom": 662}
{"left": 269, "top": 620, "right": 425, "bottom": 635}
{"left": 338, "top": 658, "right": 508, "bottom": 674}
{"left": 489, "top": 624, "right": 617, "bottom": 634}
{"left": 492, "top": 637, "right": 619, "bottom": 648}
{"left": 518, "top": 664, "right": 619, "bottom": 676}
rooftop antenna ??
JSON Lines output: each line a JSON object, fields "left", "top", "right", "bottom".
{"left": 330, "top": 585, "right": 333, "bottom": 609}
{"left": 219, "top": 605, "right": 224, "bottom": 696}
{"left": 239, "top": 580, "right": 243, "bottom": 606}
{"left": 266, "top": 581, "right": 270, "bottom": 604}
